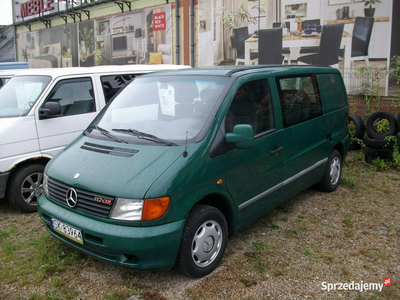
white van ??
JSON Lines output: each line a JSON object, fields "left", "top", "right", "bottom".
{"left": 0, "top": 65, "right": 189, "bottom": 212}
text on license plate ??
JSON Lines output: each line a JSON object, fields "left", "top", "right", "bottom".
{"left": 51, "top": 217, "right": 83, "bottom": 244}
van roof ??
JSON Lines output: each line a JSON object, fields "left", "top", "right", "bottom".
{"left": 143, "top": 65, "right": 342, "bottom": 78}
{"left": 9, "top": 64, "right": 191, "bottom": 78}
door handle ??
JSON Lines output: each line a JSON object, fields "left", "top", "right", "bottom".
{"left": 326, "top": 134, "right": 332, "bottom": 144}
{"left": 270, "top": 146, "right": 284, "bottom": 155}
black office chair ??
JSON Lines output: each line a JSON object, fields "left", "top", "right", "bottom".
{"left": 273, "top": 22, "right": 291, "bottom": 64}
{"left": 299, "top": 19, "right": 321, "bottom": 56}
{"left": 297, "top": 23, "right": 344, "bottom": 68}
{"left": 235, "top": 27, "right": 258, "bottom": 65}
{"left": 339, "top": 17, "right": 374, "bottom": 70}
{"left": 257, "top": 28, "right": 284, "bottom": 65}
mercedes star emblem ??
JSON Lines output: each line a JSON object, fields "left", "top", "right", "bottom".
{"left": 66, "top": 188, "right": 78, "bottom": 208}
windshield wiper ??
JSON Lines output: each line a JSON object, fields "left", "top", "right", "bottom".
{"left": 112, "top": 128, "right": 177, "bottom": 146}
{"left": 90, "top": 125, "right": 127, "bottom": 143}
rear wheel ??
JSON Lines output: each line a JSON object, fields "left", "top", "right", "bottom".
{"left": 6, "top": 164, "right": 45, "bottom": 213}
{"left": 316, "top": 150, "right": 342, "bottom": 192}
{"left": 177, "top": 205, "right": 228, "bottom": 278}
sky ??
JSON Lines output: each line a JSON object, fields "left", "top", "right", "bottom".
{"left": 0, "top": 0, "right": 13, "bottom": 26}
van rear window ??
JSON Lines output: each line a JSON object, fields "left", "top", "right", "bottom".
{"left": 278, "top": 75, "right": 322, "bottom": 127}
{"left": 316, "top": 74, "right": 347, "bottom": 113}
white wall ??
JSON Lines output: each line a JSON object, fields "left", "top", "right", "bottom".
{"left": 321, "top": 0, "right": 391, "bottom": 23}
{"left": 282, "top": 0, "right": 321, "bottom": 20}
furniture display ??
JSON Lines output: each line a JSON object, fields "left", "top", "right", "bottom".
{"left": 297, "top": 23, "right": 345, "bottom": 68}
{"left": 338, "top": 17, "right": 374, "bottom": 69}
{"left": 273, "top": 22, "right": 291, "bottom": 64}
{"left": 28, "top": 42, "right": 61, "bottom": 68}
{"left": 299, "top": 19, "right": 321, "bottom": 55}
{"left": 143, "top": 43, "right": 172, "bottom": 64}
{"left": 244, "top": 29, "right": 351, "bottom": 67}
{"left": 235, "top": 27, "right": 258, "bottom": 65}
{"left": 111, "top": 55, "right": 137, "bottom": 65}
{"left": 257, "top": 28, "right": 284, "bottom": 65}
{"left": 62, "top": 55, "right": 72, "bottom": 68}
{"left": 326, "top": 16, "right": 390, "bottom": 59}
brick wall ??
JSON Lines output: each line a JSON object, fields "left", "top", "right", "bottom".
{"left": 348, "top": 96, "right": 400, "bottom": 121}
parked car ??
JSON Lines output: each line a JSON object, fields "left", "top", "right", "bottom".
{"left": 0, "top": 62, "right": 29, "bottom": 70}
{"left": 37, "top": 65, "right": 349, "bottom": 278}
{"left": 0, "top": 69, "right": 22, "bottom": 89}
{"left": 0, "top": 65, "right": 190, "bottom": 212}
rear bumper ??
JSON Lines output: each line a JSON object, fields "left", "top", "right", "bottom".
{"left": 0, "top": 172, "right": 10, "bottom": 199}
{"left": 38, "top": 195, "right": 185, "bottom": 270}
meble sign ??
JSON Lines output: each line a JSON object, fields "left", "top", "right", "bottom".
{"left": 20, "top": 0, "right": 55, "bottom": 18}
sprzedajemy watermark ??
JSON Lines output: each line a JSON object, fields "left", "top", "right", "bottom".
{"left": 322, "top": 277, "right": 392, "bottom": 293}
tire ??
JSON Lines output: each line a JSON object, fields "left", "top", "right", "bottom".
{"left": 6, "top": 164, "right": 45, "bottom": 213}
{"left": 365, "top": 146, "right": 393, "bottom": 159}
{"left": 316, "top": 150, "right": 342, "bottom": 192}
{"left": 365, "top": 111, "right": 398, "bottom": 140}
{"left": 364, "top": 137, "right": 394, "bottom": 149}
{"left": 365, "top": 153, "right": 393, "bottom": 164}
{"left": 177, "top": 205, "right": 228, "bottom": 278}
{"left": 348, "top": 114, "right": 365, "bottom": 139}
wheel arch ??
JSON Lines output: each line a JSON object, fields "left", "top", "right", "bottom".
{"left": 6, "top": 156, "right": 51, "bottom": 189}
{"left": 333, "top": 143, "right": 344, "bottom": 159}
{"left": 192, "top": 193, "right": 237, "bottom": 237}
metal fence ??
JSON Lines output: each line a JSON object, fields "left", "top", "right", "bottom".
{"left": 342, "top": 67, "right": 400, "bottom": 118}
{"left": 342, "top": 67, "right": 400, "bottom": 98}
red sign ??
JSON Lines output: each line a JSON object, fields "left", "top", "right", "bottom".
{"left": 383, "top": 277, "right": 392, "bottom": 287}
{"left": 20, "top": 0, "right": 54, "bottom": 18}
{"left": 153, "top": 12, "right": 166, "bottom": 32}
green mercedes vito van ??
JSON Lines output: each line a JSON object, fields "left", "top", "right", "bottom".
{"left": 38, "top": 65, "right": 349, "bottom": 278}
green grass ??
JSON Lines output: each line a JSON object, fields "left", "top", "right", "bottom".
{"left": 341, "top": 176, "right": 357, "bottom": 188}
{"left": 249, "top": 242, "right": 268, "bottom": 252}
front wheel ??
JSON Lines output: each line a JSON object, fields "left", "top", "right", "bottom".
{"left": 316, "top": 150, "right": 342, "bottom": 192}
{"left": 6, "top": 164, "right": 45, "bottom": 213}
{"left": 177, "top": 205, "right": 228, "bottom": 278}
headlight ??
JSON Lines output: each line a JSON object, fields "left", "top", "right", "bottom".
{"left": 110, "top": 196, "right": 170, "bottom": 221}
{"left": 43, "top": 173, "right": 49, "bottom": 197}
{"left": 110, "top": 198, "right": 144, "bottom": 221}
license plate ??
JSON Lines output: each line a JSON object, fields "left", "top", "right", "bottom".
{"left": 51, "top": 217, "right": 83, "bottom": 244}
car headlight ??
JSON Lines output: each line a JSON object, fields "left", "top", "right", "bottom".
{"left": 110, "top": 196, "right": 170, "bottom": 221}
{"left": 43, "top": 173, "right": 49, "bottom": 197}
{"left": 110, "top": 198, "right": 144, "bottom": 221}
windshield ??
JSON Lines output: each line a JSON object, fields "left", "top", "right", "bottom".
{"left": 0, "top": 75, "right": 51, "bottom": 118}
{"left": 90, "top": 75, "right": 229, "bottom": 145}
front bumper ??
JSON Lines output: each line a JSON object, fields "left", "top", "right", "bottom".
{"left": 38, "top": 195, "right": 185, "bottom": 270}
{"left": 0, "top": 172, "right": 10, "bottom": 199}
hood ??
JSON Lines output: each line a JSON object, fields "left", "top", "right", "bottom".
{"left": 46, "top": 135, "right": 185, "bottom": 199}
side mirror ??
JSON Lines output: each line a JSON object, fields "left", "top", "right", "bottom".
{"left": 226, "top": 124, "right": 254, "bottom": 149}
{"left": 39, "top": 102, "right": 61, "bottom": 119}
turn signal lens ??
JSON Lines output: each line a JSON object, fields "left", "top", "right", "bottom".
{"left": 142, "top": 196, "right": 170, "bottom": 221}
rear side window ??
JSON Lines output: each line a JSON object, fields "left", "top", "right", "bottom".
{"left": 101, "top": 74, "right": 139, "bottom": 103}
{"left": 316, "top": 74, "right": 347, "bottom": 113}
{"left": 42, "top": 78, "right": 95, "bottom": 117}
{"left": 278, "top": 75, "right": 322, "bottom": 127}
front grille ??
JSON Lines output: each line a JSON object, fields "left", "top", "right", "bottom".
{"left": 47, "top": 178, "right": 115, "bottom": 218}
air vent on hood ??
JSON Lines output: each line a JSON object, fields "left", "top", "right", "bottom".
{"left": 81, "top": 142, "right": 139, "bottom": 157}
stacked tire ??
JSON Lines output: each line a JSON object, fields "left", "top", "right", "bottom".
{"left": 364, "top": 111, "right": 399, "bottom": 164}
{"left": 348, "top": 115, "right": 365, "bottom": 150}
